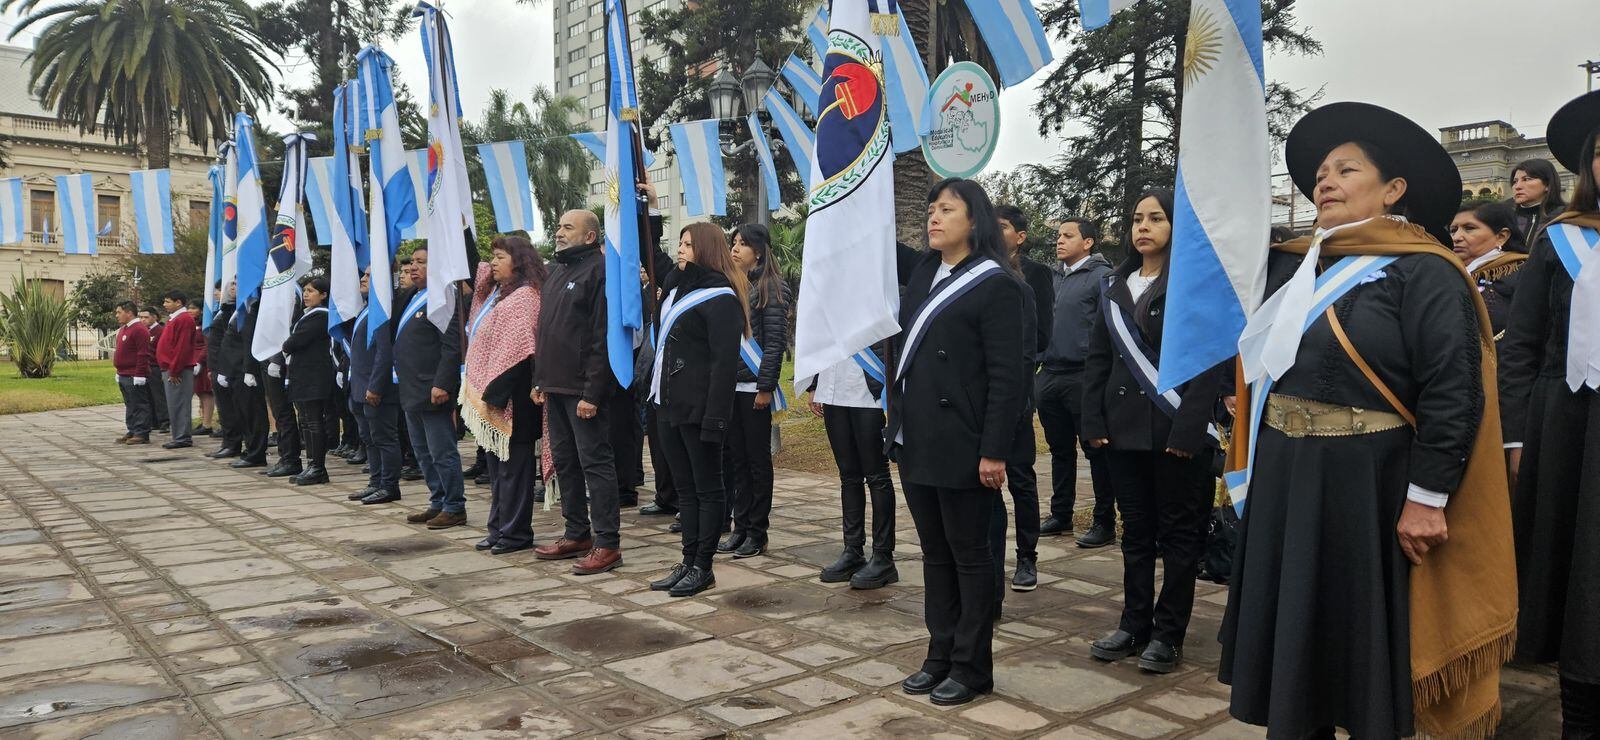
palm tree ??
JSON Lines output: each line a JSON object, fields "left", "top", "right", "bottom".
{"left": 3, "top": 0, "right": 281, "bottom": 168}
{"left": 461, "top": 86, "right": 591, "bottom": 235}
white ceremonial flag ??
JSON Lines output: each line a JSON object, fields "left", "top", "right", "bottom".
{"left": 416, "top": 2, "right": 474, "bottom": 331}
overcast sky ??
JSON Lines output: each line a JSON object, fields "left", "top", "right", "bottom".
{"left": 4, "top": 0, "right": 1596, "bottom": 175}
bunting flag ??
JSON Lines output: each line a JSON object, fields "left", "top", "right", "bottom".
{"left": 231, "top": 113, "right": 271, "bottom": 325}
{"left": 877, "top": 7, "right": 932, "bottom": 152}
{"left": 358, "top": 45, "right": 422, "bottom": 340}
{"left": 792, "top": 0, "right": 900, "bottom": 383}
{"left": 477, "top": 140, "right": 536, "bottom": 233}
{"left": 602, "top": 0, "right": 646, "bottom": 388}
{"left": 1081, "top": 0, "right": 1143, "bottom": 29}
{"left": 569, "top": 132, "right": 657, "bottom": 167}
{"left": 964, "top": 0, "right": 1053, "bottom": 87}
{"left": 219, "top": 142, "right": 240, "bottom": 301}
{"left": 781, "top": 55, "right": 822, "bottom": 115}
{"left": 749, "top": 114, "right": 782, "bottom": 212}
{"left": 669, "top": 120, "right": 727, "bottom": 217}
{"left": 764, "top": 87, "right": 815, "bottom": 191}
{"left": 417, "top": 2, "right": 475, "bottom": 331}
{"left": 330, "top": 81, "right": 371, "bottom": 340}
{"left": 252, "top": 133, "right": 314, "bottom": 361}
{"left": 54, "top": 173, "right": 97, "bottom": 255}
{"left": 804, "top": 3, "right": 830, "bottom": 61}
{"left": 1157, "top": 0, "right": 1269, "bottom": 392}
{"left": 128, "top": 169, "right": 174, "bottom": 255}
{"left": 303, "top": 157, "right": 336, "bottom": 246}
{"left": 0, "top": 178, "right": 25, "bottom": 243}
{"left": 202, "top": 164, "right": 224, "bottom": 329}
{"left": 401, "top": 149, "right": 429, "bottom": 240}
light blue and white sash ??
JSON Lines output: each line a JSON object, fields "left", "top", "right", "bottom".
{"left": 894, "top": 258, "right": 1006, "bottom": 385}
{"left": 1548, "top": 223, "right": 1600, "bottom": 390}
{"left": 738, "top": 337, "right": 788, "bottom": 411}
{"left": 649, "top": 286, "right": 736, "bottom": 404}
{"left": 468, "top": 286, "right": 500, "bottom": 340}
{"left": 853, "top": 348, "right": 888, "bottom": 410}
{"left": 349, "top": 306, "right": 369, "bottom": 354}
{"left": 1100, "top": 284, "right": 1220, "bottom": 444}
{"left": 1224, "top": 254, "right": 1398, "bottom": 514}
{"left": 392, "top": 289, "right": 428, "bottom": 384}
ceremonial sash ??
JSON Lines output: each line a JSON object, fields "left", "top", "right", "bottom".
{"left": 894, "top": 258, "right": 1005, "bottom": 384}
{"left": 738, "top": 337, "right": 789, "bottom": 411}
{"left": 1099, "top": 283, "right": 1220, "bottom": 444}
{"left": 1548, "top": 222, "right": 1600, "bottom": 390}
{"left": 392, "top": 289, "right": 428, "bottom": 384}
{"left": 468, "top": 287, "right": 500, "bottom": 340}
{"left": 1548, "top": 222, "right": 1596, "bottom": 279}
{"left": 346, "top": 307, "right": 369, "bottom": 355}
{"left": 1224, "top": 255, "right": 1398, "bottom": 512}
{"left": 852, "top": 348, "right": 887, "bottom": 410}
{"left": 649, "top": 286, "right": 736, "bottom": 404}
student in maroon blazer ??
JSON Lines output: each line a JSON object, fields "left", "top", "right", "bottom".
{"left": 155, "top": 291, "right": 199, "bottom": 448}
{"left": 113, "top": 301, "right": 154, "bottom": 444}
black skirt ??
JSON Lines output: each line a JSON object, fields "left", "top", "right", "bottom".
{"left": 1512, "top": 375, "right": 1600, "bottom": 683}
{"left": 1219, "top": 424, "right": 1414, "bottom": 738}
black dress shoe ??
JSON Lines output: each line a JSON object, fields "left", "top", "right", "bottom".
{"left": 668, "top": 566, "right": 715, "bottom": 597}
{"left": 849, "top": 551, "right": 899, "bottom": 589}
{"left": 474, "top": 471, "right": 490, "bottom": 486}
{"left": 346, "top": 450, "right": 367, "bottom": 465}
{"left": 820, "top": 547, "right": 867, "bottom": 583}
{"left": 162, "top": 440, "right": 193, "bottom": 449}
{"left": 348, "top": 485, "right": 381, "bottom": 501}
{"left": 267, "top": 432, "right": 279, "bottom": 447}
{"left": 650, "top": 564, "right": 689, "bottom": 591}
{"left": 265, "top": 461, "right": 302, "bottom": 478}
{"left": 1039, "top": 515, "right": 1071, "bottom": 536}
{"left": 618, "top": 490, "right": 638, "bottom": 508}
{"left": 638, "top": 502, "right": 677, "bottom": 516}
{"left": 900, "top": 670, "right": 944, "bottom": 695}
{"left": 929, "top": 678, "right": 989, "bottom": 706}
{"left": 533, "top": 482, "right": 545, "bottom": 503}
{"left": 359, "top": 488, "right": 401, "bottom": 504}
{"left": 462, "top": 462, "right": 487, "bottom": 479}
{"left": 669, "top": 520, "right": 682, "bottom": 534}
{"left": 1090, "top": 630, "right": 1148, "bottom": 661}
{"left": 475, "top": 538, "right": 498, "bottom": 551}
{"left": 1011, "top": 558, "right": 1038, "bottom": 592}
{"left": 716, "top": 532, "right": 746, "bottom": 554}
{"left": 491, "top": 542, "right": 533, "bottom": 556}
{"left": 230, "top": 457, "right": 266, "bottom": 468}
{"left": 399, "top": 465, "right": 423, "bottom": 481}
{"left": 1137, "top": 640, "right": 1181, "bottom": 674}
{"left": 732, "top": 538, "right": 764, "bottom": 559}
{"left": 292, "top": 466, "right": 329, "bottom": 485}
{"left": 208, "top": 447, "right": 240, "bottom": 459}
{"left": 1076, "top": 523, "right": 1116, "bottom": 549}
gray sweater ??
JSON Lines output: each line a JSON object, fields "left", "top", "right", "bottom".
{"left": 1041, "top": 253, "right": 1113, "bottom": 368}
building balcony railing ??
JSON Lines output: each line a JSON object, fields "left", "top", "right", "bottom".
{"left": 0, "top": 230, "right": 129, "bottom": 251}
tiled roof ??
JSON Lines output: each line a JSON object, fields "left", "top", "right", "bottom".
{"left": 0, "top": 44, "right": 55, "bottom": 118}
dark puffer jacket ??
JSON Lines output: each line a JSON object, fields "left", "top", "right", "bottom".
{"left": 734, "top": 269, "right": 790, "bottom": 393}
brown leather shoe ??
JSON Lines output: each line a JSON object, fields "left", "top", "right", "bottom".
{"left": 572, "top": 547, "right": 623, "bottom": 575}
{"left": 124, "top": 436, "right": 149, "bottom": 445}
{"left": 115, "top": 433, "right": 131, "bottom": 444}
{"left": 534, "top": 537, "right": 593, "bottom": 560}
{"left": 407, "top": 508, "right": 441, "bottom": 523}
{"left": 425, "top": 512, "right": 466, "bottom": 530}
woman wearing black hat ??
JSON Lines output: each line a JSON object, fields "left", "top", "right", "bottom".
{"left": 1499, "top": 89, "right": 1600, "bottom": 735}
{"left": 1218, "top": 102, "right": 1517, "bottom": 739}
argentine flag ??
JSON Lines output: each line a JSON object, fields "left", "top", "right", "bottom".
{"left": 764, "top": 87, "right": 815, "bottom": 191}
{"left": 0, "top": 178, "right": 22, "bottom": 244}
{"left": 749, "top": 114, "right": 783, "bottom": 212}
{"left": 417, "top": 2, "right": 475, "bottom": 331}
{"left": 329, "top": 82, "right": 371, "bottom": 341}
{"left": 477, "top": 140, "right": 536, "bottom": 233}
{"left": 231, "top": 113, "right": 271, "bottom": 325}
{"left": 602, "top": 0, "right": 646, "bottom": 387}
{"left": 669, "top": 120, "right": 727, "bottom": 217}
{"left": 1081, "top": 0, "right": 1143, "bottom": 29}
{"left": 218, "top": 143, "right": 240, "bottom": 301}
{"left": 129, "top": 169, "right": 174, "bottom": 255}
{"left": 963, "top": 0, "right": 1053, "bottom": 87}
{"left": 1157, "top": 0, "right": 1270, "bottom": 392}
{"left": 804, "top": 3, "right": 830, "bottom": 61}
{"left": 54, "top": 173, "right": 97, "bottom": 255}
{"left": 876, "top": 7, "right": 931, "bottom": 153}
{"left": 303, "top": 157, "right": 336, "bottom": 247}
{"left": 781, "top": 55, "right": 822, "bottom": 114}
{"left": 202, "top": 164, "right": 224, "bottom": 329}
{"left": 358, "top": 46, "right": 421, "bottom": 341}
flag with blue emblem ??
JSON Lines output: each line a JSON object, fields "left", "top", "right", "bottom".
{"left": 804, "top": 3, "right": 830, "bottom": 60}
{"left": 669, "top": 120, "right": 727, "bottom": 217}
{"left": 792, "top": 0, "right": 900, "bottom": 384}
{"left": 781, "top": 55, "right": 822, "bottom": 115}
{"left": 0, "top": 178, "right": 22, "bottom": 244}
{"left": 749, "top": 114, "right": 782, "bottom": 212}
{"left": 477, "top": 140, "right": 536, "bottom": 233}
{"left": 329, "top": 82, "right": 371, "bottom": 341}
{"left": 129, "top": 169, "right": 174, "bottom": 255}
{"left": 872, "top": 2, "right": 931, "bottom": 153}
{"left": 231, "top": 113, "right": 271, "bottom": 325}
{"left": 602, "top": 0, "right": 646, "bottom": 388}
{"left": 764, "top": 88, "right": 815, "bottom": 190}
{"left": 358, "top": 45, "right": 422, "bottom": 339}
{"left": 1081, "top": 0, "right": 1143, "bottom": 29}
{"left": 417, "top": 2, "right": 475, "bottom": 331}
{"left": 303, "top": 157, "right": 336, "bottom": 246}
{"left": 252, "top": 133, "right": 314, "bottom": 360}
{"left": 54, "top": 173, "right": 97, "bottom": 254}
{"left": 1157, "top": 0, "right": 1270, "bottom": 392}
{"left": 202, "top": 163, "right": 224, "bottom": 329}
{"left": 218, "top": 142, "right": 240, "bottom": 300}
{"left": 963, "top": 0, "right": 1053, "bottom": 86}
{"left": 570, "top": 132, "right": 657, "bottom": 167}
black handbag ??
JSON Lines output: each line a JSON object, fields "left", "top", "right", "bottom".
{"left": 1198, "top": 502, "right": 1240, "bottom": 584}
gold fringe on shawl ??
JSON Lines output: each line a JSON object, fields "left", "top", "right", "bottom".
{"left": 1468, "top": 252, "right": 1528, "bottom": 283}
{"left": 1224, "top": 218, "right": 1518, "bottom": 739}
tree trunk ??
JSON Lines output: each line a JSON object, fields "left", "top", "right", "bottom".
{"left": 145, "top": 103, "right": 171, "bottom": 170}
{"left": 1120, "top": 46, "right": 1148, "bottom": 222}
{"left": 891, "top": 0, "right": 936, "bottom": 247}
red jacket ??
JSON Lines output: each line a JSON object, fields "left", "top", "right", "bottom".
{"left": 156, "top": 310, "right": 198, "bottom": 372}
{"left": 115, "top": 321, "right": 153, "bottom": 376}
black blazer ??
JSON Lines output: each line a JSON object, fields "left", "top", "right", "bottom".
{"left": 347, "top": 308, "right": 396, "bottom": 405}
{"left": 392, "top": 286, "right": 463, "bottom": 413}
{"left": 886, "top": 251, "right": 1028, "bottom": 489}
{"left": 1080, "top": 257, "right": 1226, "bottom": 455}
{"left": 282, "top": 307, "right": 334, "bottom": 402}
{"left": 651, "top": 260, "right": 744, "bottom": 439}
{"left": 219, "top": 299, "right": 261, "bottom": 381}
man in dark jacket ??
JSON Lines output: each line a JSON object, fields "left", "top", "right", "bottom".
{"left": 260, "top": 298, "right": 303, "bottom": 479}
{"left": 140, "top": 307, "right": 170, "bottom": 431}
{"left": 395, "top": 247, "right": 467, "bottom": 529}
{"left": 206, "top": 284, "right": 242, "bottom": 457}
{"left": 348, "top": 271, "right": 403, "bottom": 505}
{"left": 1036, "top": 217, "right": 1117, "bottom": 547}
{"left": 531, "top": 209, "right": 622, "bottom": 574}
{"left": 994, "top": 206, "right": 1054, "bottom": 593}
{"left": 220, "top": 292, "right": 270, "bottom": 467}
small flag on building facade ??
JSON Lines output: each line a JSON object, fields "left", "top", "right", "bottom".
{"left": 0, "top": 178, "right": 24, "bottom": 244}
{"left": 54, "top": 173, "right": 97, "bottom": 255}
{"left": 764, "top": 87, "right": 815, "bottom": 191}
{"left": 749, "top": 114, "right": 783, "bottom": 212}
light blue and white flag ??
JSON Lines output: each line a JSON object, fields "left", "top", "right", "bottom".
{"left": 202, "top": 164, "right": 224, "bottom": 329}
{"left": 231, "top": 113, "right": 271, "bottom": 324}
{"left": 1158, "top": 0, "right": 1269, "bottom": 392}
{"left": 804, "top": 3, "right": 830, "bottom": 61}
{"left": 129, "top": 169, "right": 174, "bottom": 255}
{"left": 764, "top": 87, "right": 814, "bottom": 190}
{"left": 303, "top": 157, "right": 336, "bottom": 246}
{"left": 400, "top": 149, "right": 429, "bottom": 240}
{"left": 218, "top": 142, "right": 240, "bottom": 299}
{"left": 570, "top": 132, "right": 657, "bottom": 168}
{"left": 252, "top": 133, "right": 314, "bottom": 361}
{"left": 602, "top": 0, "right": 645, "bottom": 388}
{"left": 1081, "top": 0, "right": 1143, "bottom": 29}
{"left": 876, "top": 6, "right": 932, "bottom": 152}
{"left": 669, "top": 120, "right": 727, "bottom": 217}
{"left": 781, "top": 55, "right": 822, "bottom": 115}
{"left": 417, "top": 2, "right": 475, "bottom": 331}
{"left": 964, "top": 0, "right": 1053, "bottom": 87}
{"left": 749, "top": 114, "right": 782, "bottom": 212}
{"left": 330, "top": 82, "right": 371, "bottom": 340}
{"left": 0, "top": 178, "right": 24, "bottom": 244}
{"left": 476, "top": 140, "right": 536, "bottom": 233}
{"left": 54, "top": 173, "right": 96, "bottom": 254}
{"left": 358, "top": 45, "right": 422, "bottom": 339}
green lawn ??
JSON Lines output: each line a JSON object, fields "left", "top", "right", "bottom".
{"left": 0, "top": 359, "right": 125, "bottom": 415}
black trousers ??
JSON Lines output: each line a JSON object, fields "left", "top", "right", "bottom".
{"left": 213, "top": 376, "right": 241, "bottom": 448}
{"left": 361, "top": 401, "right": 401, "bottom": 489}
{"left": 657, "top": 418, "right": 724, "bottom": 570}
{"left": 1000, "top": 403, "right": 1041, "bottom": 561}
{"left": 1104, "top": 448, "right": 1213, "bottom": 646}
{"left": 822, "top": 404, "right": 894, "bottom": 553}
{"left": 229, "top": 380, "right": 270, "bottom": 462}
{"left": 1037, "top": 368, "right": 1115, "bottom": 528}
{"left": 723, "top": 391, "right": 774, "bottom": 542}
{"left": 265, "top": 370, "right": 300, "bottom": 462}
{"left": 293, "top": 398, "right": 336, "bottom": 469}
{"left": 609, "top": 385, "right": 644, "bottom": 494}
{"left": 398, "top": 413, "right": 416, "bottom": 466}
{"left": 147, "top": 369, "right": 169, "bottom": 427}
{"left": 117, "top": 376, "right": 153, "bottom": 437}
{"left": 1564, "top": 676, "right": 1600, "bottom": 737}
{"left": 335, "top": 387, "right": 359, "bottom": 447}
{"left": 903, "top": 481, "right": 996, "bottom": 689}
{"left": 645, "top": 404, "right": 677, "bottom": 510}
{"left": 545, "top": 393, "right": 621, "bottom": 549}
{"left": 486, "top": 449, "right": 538, "bottom": 549}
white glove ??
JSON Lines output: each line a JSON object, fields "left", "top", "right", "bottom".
{"left": 267, "top": 363, "right": 281, "bottom": 379}
{"left": 336, "top": 372, "right": 345, "bottom": 388}
{"left": 243, "top": 373, "right": 258, "bottom": 387}
{"left": 133, "top": 376, "right": 147, "bottom": 387}
{"left": 217, "top": 375, "right": 229, "bottom": 388}
{"left": 192, "top": 364, "right": 200, "bottom": 374}
{"left": 114, "top": 373, "right": 121, "bottom": 382}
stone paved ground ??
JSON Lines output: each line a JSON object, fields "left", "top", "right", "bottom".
{"left": 0, "top": 405, "right": 1561, "bottom": 739}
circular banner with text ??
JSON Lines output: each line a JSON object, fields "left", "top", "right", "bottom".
{"left": 921, "top": 61, "right": 1002, "bottom": 180}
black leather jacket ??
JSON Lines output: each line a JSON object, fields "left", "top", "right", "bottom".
{"left": 734, "top": 269, "right": 790, "bottom": 393}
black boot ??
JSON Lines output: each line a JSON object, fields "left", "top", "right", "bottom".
{"left": 292, "top": 465, "right": 329, "bottom": 485}
{"left": 820, "top": 546, "right": 867, "bottom": 583}
{"left": 346, "top": 447, "right": 367, "bottom": 465}
{"left": 1563, "top": 676, "right": 1600, "bottom": 737}
{"left": 849, "top": 551, "right": 899, "bottom": 589}
{"left": 264, "top": 459, "right": 302, "bottom": 477}
{"left": 668, "top": 566, "right": 715, "bottom": 597}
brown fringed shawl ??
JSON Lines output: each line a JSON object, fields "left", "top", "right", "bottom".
{"left": 1225, "top": 218, "right": 1518, "bottom": 739}
{"left": 461, "top": 263, "right": 539, "bottom": 460}
{"left": 1468, "top": 251, "right": 1528, "bottom": 282}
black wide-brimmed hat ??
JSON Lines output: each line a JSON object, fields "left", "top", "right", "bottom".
{"left": 1286, "top": 102, "right": 1461, "bottom": 238}
{"left": 1546, "top": 90, "right": 1600, "bottom": 175}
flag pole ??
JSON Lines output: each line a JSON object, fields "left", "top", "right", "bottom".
{"left": 614, "top": 0, "right": 658, "bottom": 329}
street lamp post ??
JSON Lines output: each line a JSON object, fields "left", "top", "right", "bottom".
{"left": 708, "top": 58, "right": 784, "bottom": 227}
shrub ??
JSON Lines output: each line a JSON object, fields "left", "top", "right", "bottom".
{"left": 0, "top": 270, "right": 75, "bottom": 378}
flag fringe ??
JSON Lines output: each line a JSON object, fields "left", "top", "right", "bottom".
{"left": 871, "top": 13, "right": 900, "bottom": 35}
